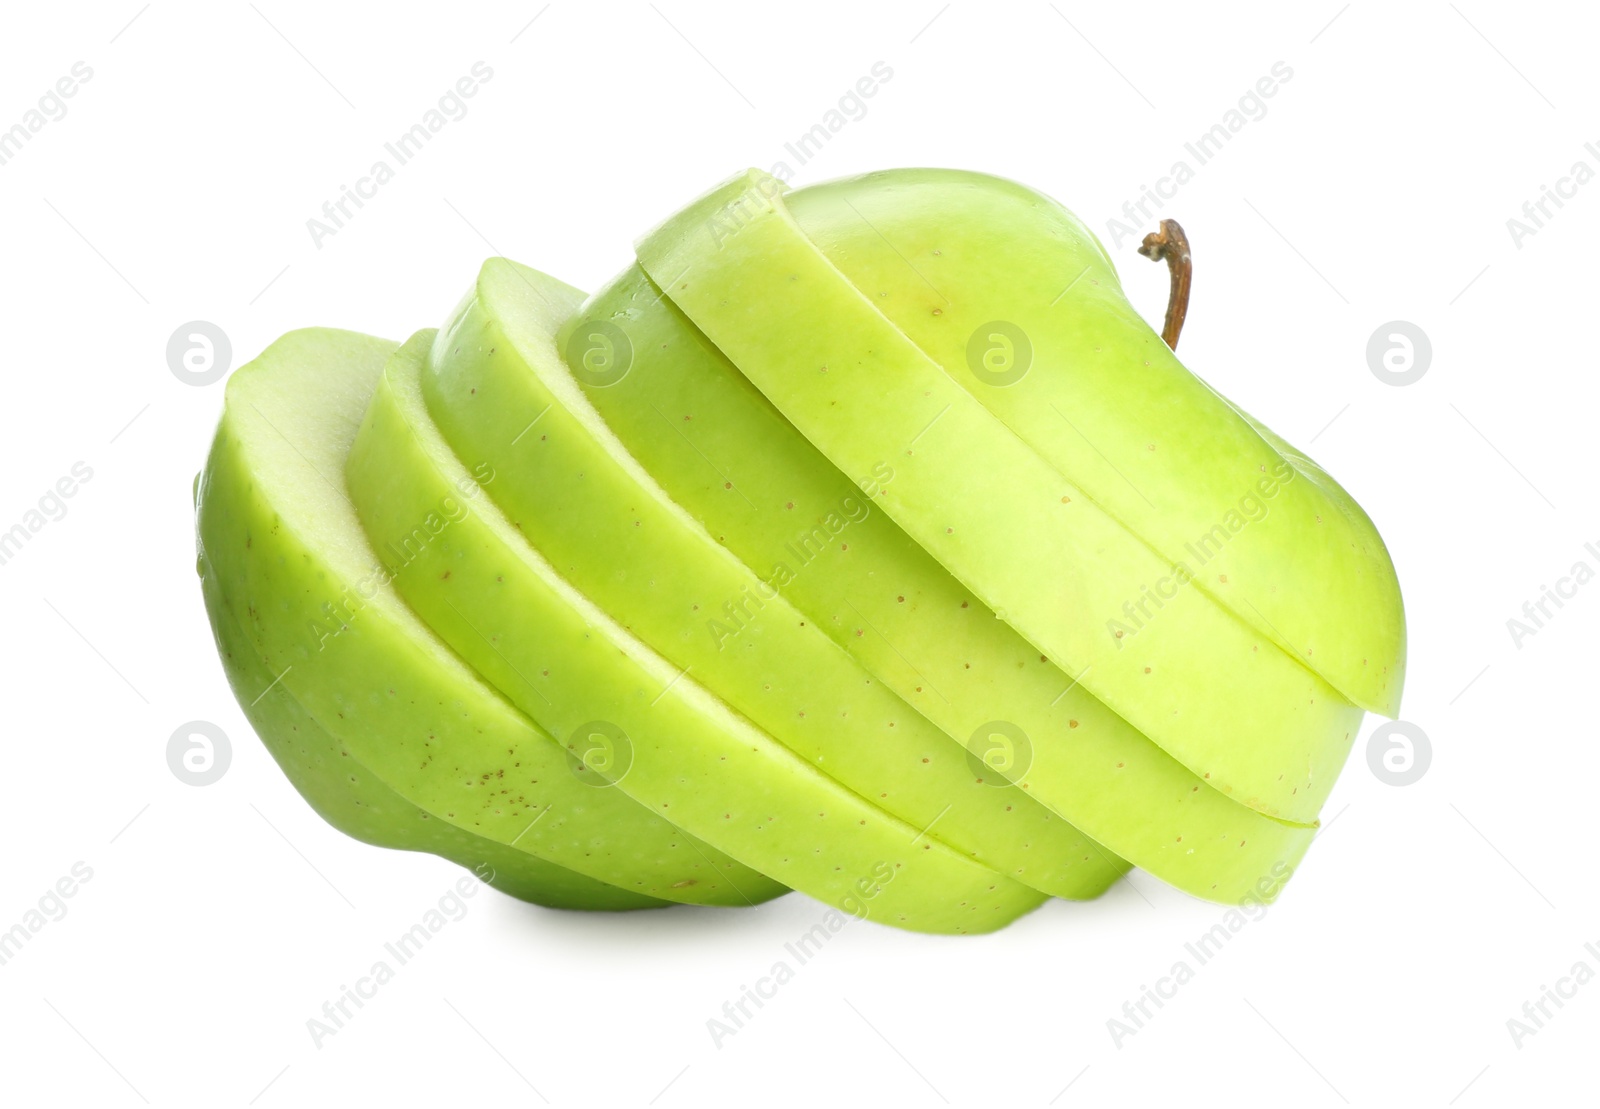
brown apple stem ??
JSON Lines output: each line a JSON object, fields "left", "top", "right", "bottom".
{"left": 1138, "top": 219, "right": 1191, "bottom": 350}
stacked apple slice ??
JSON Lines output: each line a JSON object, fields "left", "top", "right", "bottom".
{"left": 195, "top": 169, "right": 1405, "bottom": 933}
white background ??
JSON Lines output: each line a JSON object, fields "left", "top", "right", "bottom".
{"left": 0, "top": 1, "right": 1591, "bottom": 1105}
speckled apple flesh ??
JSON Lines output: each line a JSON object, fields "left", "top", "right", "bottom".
{"left": 197, "top": 167, "right": 1406, "bottom": 928}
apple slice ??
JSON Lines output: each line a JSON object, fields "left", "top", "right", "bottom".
{"left": 782, "top": 169, "right": 1404, "bottom": 716}
{"left": 345, "top": 329, "right": 1051, "bottom": 933}
{"left": 202, "top": 566, "right": 666, "bottom": 910}
{"left": 636, "top": 170, "right": 1364, "bottom": 824}
{"left": 196, "top": 327, "right": 781, "bottom": 907}
{"left": 560, "top": 262, "right": 1318, "bottom": 903}
{"left": 418, "top": 258, "right": 1126, "bottom": 902}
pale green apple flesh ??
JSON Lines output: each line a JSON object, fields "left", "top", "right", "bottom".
{"left": 344, "top": 330, "right": 1051, "bottom": 933}
{"left": 195, "top": 328, "right": 782, "bottom": 907}
{"left": 202, "top": 566, "right": 665, "bottom": 910}
{"left": 198, "top": 168, "right": 1405, "bottom": 925}
{"left": 635, "top": 170, "right": 1369, "bottom": 824}
{"left": 560, "top": 262, "right": 1317, "bottom": 902}
{"left": 418, "top": 259, "right": 1127, "bottom": 902}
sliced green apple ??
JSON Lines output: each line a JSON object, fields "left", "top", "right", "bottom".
{"left": 636, "top": 170, "right": 1363, "bottom": 824}
{"left": 202, "top": 566, "right": 664, "bottom": 910}
{"left": 196, "top": 327, "right": 780, "bottom": 907}
{"left": 782, "top": 168, "right": 1404, "bottom": 715}
{"left": 559, "top": 262, "right": 1318, "bottom": 902}
{"left": 345, "top": 329, "right": 1051, "bottom": 933}
{"left": 418, "top": 258, "right": 1126, "bottom": 902}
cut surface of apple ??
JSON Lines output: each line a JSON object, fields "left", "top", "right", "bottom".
{"left": 783, "top": 169, "right": 1404, "bottom": 715}
{"left": 345, "top": 329, "right": 1053, "bottom": 933}
{"left": 560, "top": 262, "right": 1317, "bottom": 902}
{"left": 637, "top": 170, "right": 1367, "bottom": 824}
{"left": 202, "top": 568, "right": 666, "bottom": 911}
{"left": 418, "top": 259, "right": 1127, "bottom": 902}
{"left": 197, "top": 166, "right": 1408, "bottom": 929}
{"left": 195, "top": 328, "right": 783, "bottom": 907}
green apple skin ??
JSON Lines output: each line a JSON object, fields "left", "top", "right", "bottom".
{"left": 345, "top": 330, "right": 1051, "bottom": 933}
{"left": 561, "top": 262, "right": 1317, "bottom": 903}
{"left": 783, "top": 169, "right": 1404, "bottom": 717}
{"left": 196, "top": 327, "right": 781, "bottom": 907}
{"left": 636, "top": 170, "right": 1365, "bottom": 824}
{"left": 201, "top": 566, "right": 666, "bottom": 911}
{"left": 419, "top": 259, "right": 1126, "bottom": 902}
